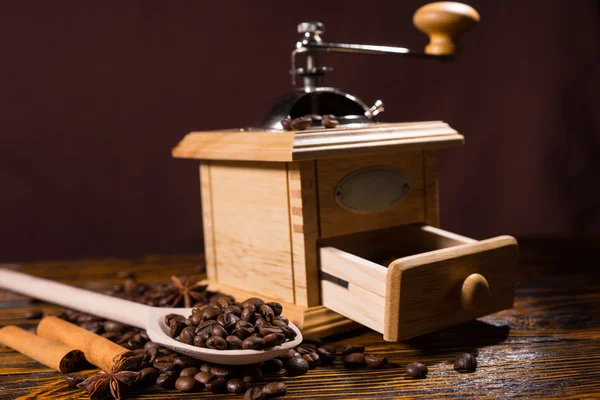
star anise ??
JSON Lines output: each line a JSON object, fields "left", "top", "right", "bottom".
{"left": 160, "top": 275, "right": 207, "bottom": 308}
{"left": 77, "top": 370, "right": 140, "bottom": 400}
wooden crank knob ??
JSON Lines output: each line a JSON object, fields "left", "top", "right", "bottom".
{"left": 461, "top": 273, "right": 489, "bottom": 310}
{"left": 413, "top": 2, "right": 480, "bottom": 55}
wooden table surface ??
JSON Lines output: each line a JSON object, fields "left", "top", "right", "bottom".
{"left": 1, "top": 237, "right": 599, "bottom": 399}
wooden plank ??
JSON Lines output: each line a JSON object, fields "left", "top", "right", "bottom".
{"left": 209, "top": 161, "right": 295, "bottom": 303}
{"left": 287, "top": 161, "right": 321, "bottom": 307}
{"left": 320, "top": 280, "right": 385, "bottom": 332}
{"left": 423, "top": 149, "right": 440, "bottom": 227}
{"left": 1, "top": 244, "right": 600, "bottom": 399}
{"left": 172, "top": 121, "right": 464, "bottom": 162}
{"left": 384, "top": 236, "right": 519, "bottom": 342}
{"left": 319, "top": 246, "right": 387, "bottom": 295}
{"left": 199, "top": 162, "right": 217, "bottom": 283}
{"left": 316, "top": 151, "right": 426, "bottom": 238}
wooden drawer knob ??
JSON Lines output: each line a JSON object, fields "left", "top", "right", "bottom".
{"left": 413, "top": 2, "right": 480, "bottom": 55}
{"left": 461, "top": 273, "right": 489, "bottom": 310}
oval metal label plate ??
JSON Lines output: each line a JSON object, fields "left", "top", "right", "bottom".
{"left": 335, "top": 166, "right": 409, "bottom": 213}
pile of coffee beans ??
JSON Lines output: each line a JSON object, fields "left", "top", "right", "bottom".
{"left": 167, "top": 297, "right": 296, "bottom": 350}
{"left": 281, "top": 114, "right": 340, "bottom": 131}
{"left": 45, "top": 272, "right": 481, "bottom": 399}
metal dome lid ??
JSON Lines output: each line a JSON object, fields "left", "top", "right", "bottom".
{"left": 259, "top": 87, "right": 384, "bottom": 130}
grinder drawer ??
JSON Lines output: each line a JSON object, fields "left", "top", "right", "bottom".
{"left": 319, "top": 223, "right": 518, "bottom": 341}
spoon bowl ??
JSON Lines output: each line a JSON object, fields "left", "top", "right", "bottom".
{"left": 0, "top": 268, "right": 303, "bottom": 365}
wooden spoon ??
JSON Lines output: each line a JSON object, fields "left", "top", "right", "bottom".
{"left": 0, "top": 268, "right": 302, "bottom": 365}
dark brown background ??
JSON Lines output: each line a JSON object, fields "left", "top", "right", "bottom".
{"left": 1, "top": 1, "right": 599, "bottom": 262}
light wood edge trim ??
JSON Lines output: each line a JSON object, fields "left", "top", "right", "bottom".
{"left": 420, "top": 225, "right": 477, "bottom": 244}
{"left": 319, "top": 246, "right": 388, "bottom": 294}
{"left": 383, "top": 235, "right": 518, "bottom": 341}
{"left": 292, "top": 134, "right": 464, "bottom": 161}
{"left": 321, "top": 280, "right": 385, "bottom": 332}
{"left": 199, "top": 163, "right": 218, "bottom": 284}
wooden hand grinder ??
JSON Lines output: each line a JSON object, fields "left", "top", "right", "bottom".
{"left": 173, "top": 2, "right": 518, "bottom": 341}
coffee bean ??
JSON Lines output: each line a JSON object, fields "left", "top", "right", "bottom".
{"left": 156, "top": 373, "right": 176, "bottom": 389}
{"left": 206, "top": 377, "right": 227, "bottom": 394}
{"left": 264, "top": 332, "right": 286, "bottom": 346}
{"left": 195, "top": 319, "right": 217, "bottom": 333}
{"left": 241, "top": 308, "right": 256, "bottom": 322}
{"left": 218, "top": 312, "right": 240, "bottom": 330}
{"left": 80, "top": 321, "right": 103, "bottom": 334}
{"left": 188, "top": 313, "right": 202, "bottom": 326}
{"left": 344, "top": 352, "right": 366, "bottom": 367}
{"left": 242, "top": 297, "right": 265, "bottom": 309}
{"left": 245, "top": 387, "right": 267, "bottom": 400}
{"left": 175, "top": 376, "right": 200, "bottom": 392}
{"left": 243, "top": 336, "right": 267, "bottom": 350}
{"left": 241, "top": 366, "right": 263, "bottom": 383}
{"left": 168, "top": 320, "right": 187, "bottom": 338}
{"left": 365, "top": 354, "right": 388, "bottom": 368}
{"left": 406, "top": 362, "right": 428, "bottom": 378}
{"left": 281, "top": 325, "right": 298, "bottom": 339}
{"left": 302, "top": 353, "right": 319, "bottom": 369}
{"left": 285, "top": 357, "right": 309, "bottom": 376}
{"left": 278, "top": 349, "right": 301, "bottom": 363}
{"left": 322, "top": 116, "right": 339, "bottom": 129}
{"left": 210, "top": 365, "right": 237, "bottom": 379}
{"left": 454, "top": 353, "right": 477, "bottom": 371}
{"left": 281, "top": 119, "right": 292, "bottom": 131}
{"left": 290, "top": 115, "right": 313, "bottom": 130}
{"left": 341, "top": 344, "right": 365, "bottom": 356}
{"left": 200, "top": 363, "right": 214, "bottom": 373}
{"left": 64, "top": 373, "right": 86, "bottom": 388}
{"left": 103, "top": 320, "right": 126, "bottom": 333}
{"left": 173, "top": 355, "right": 200, "bottom": 369}
{"left": 316, "top": 347, "right": 336, "bottom": 366}
{"left": 206, "top": 336, "right": 228, "bottom": 350}
{"left": 179, "top": 367, "right": 200, "bottom": 378}
{"left": 276, "top": 316, "right": 289, "bottom": 325}
{"left": 212, "top": 325, "right": 228, "bottom": 338}
{"left": 225, "top": 335, "right": 243, "bottom": 349}
{"left": 263, "top": 381, "right": 288, "bottom": 397}
{"left": 264, "top": 302, "right": 283, "bottom": 316}
{"left": 259, "top": 304, "right": 275, "bottom": 322}
{"left": 261, "top": 358, "right": 284, "bottom": 374}
{"left": 196, "top": 374, "right": 215, "bottom": 389}
{"left": 224, "top": 305, "right": 242, "bottom": 317}
{"left": 227, "top": 378, "right": 250, "bottom": 394}
{"left": 179, "top": 326, "right": 196, "bottom": 345}
{"left": 302, "top": 337, "right": 323, "bottom": 348}
{"left": 259, "top": 325, "right": 283, "bottom": 336}
{"left": 193, "top": 334, "right": 206, "bottom": 348}
{"left": 201, "top": 306, "right": 222, "bottom": 321}
{"left": 216, "top": 297, "right": 232, "bottom": 309}
{"left": 298, "top": 343, "right": 317, "bottom": 352}
{"left": 138, "top": 367, "right": 159, "bottom": 385}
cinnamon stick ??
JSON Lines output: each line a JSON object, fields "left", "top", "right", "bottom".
{"left": 0, "top": 325, "right": 83, "bottom": 373}
{"left": 37, "top": 316, "right": 136, "bottom": 372}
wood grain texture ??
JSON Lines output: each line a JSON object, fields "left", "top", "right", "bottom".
{"left": 172, "top": 122, "right": 464, "bottom": 162}
{"left": 385, "top": 236, "right": 518, "bottom": 341}
{"left": 317, "top": 151, "right": 426, "bottom": 238}
{"left": 287, "top": 161, "right": 320, "bottom": 307}
{"left": 209, "top": 161, "right": 295, "bottom": 303}
{"left": 199, "top": 162, "right": 217, "bottom": 284}
{"left": 423, "top": 149, "right": 440, "bottom": 227}
{"left": 1, "top": 238, "right": 600, "bottom": 399}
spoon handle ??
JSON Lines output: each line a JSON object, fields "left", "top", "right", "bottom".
{"left": 0, "top": 267, "right": 150, "bottom": 329}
